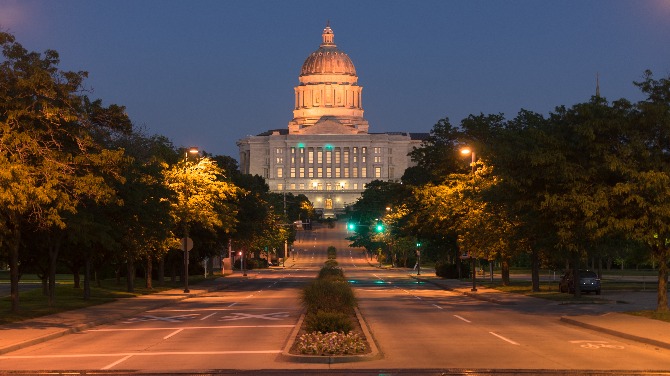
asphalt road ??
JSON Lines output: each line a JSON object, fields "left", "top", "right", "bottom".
{"left": 1, "top": 222, "right": 669, "bottom": 375}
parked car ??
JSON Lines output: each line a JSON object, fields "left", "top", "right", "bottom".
{"left": 559, "top": 270, "right": 601, "bottom": 295}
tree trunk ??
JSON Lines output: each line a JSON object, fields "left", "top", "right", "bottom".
{"left": 158, "top": 256, "right": 165, "bottom": 285}
{"left": 126, "top": 256, "right": 135, "bottom": 293}
{"left": 8, "top": 224, "right": 21, "bottom": 313}
{"left": 146, "top": 255, "right": 153, "bottom": 289}
{"left": 572, "top": 253, "right": 582, "bottom": 298}
{"left": 83, "top": 256, "right": 91, "bottom": 300}
{"left": 47, "top": 235, "right": 62, "bottom": 307}
{"left": 657, "top": 245, "right": 669, "bottom": 312}
{"left": 72, "top": 265, "right": 81, "bottom": 289}
{"left": 531, "top": 248, "right": 540, "bottom": 292}
{"left": 501, "top": 258, "right": 510, "bottom": 286}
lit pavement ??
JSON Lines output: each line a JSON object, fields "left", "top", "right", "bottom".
{"left": 0, "top": 222, "right": 669, "bottom": 375}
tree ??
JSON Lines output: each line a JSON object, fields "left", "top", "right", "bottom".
{"left": 0, "top": 32, "right": 127, "bottom": 312}
{"left": 164, "top": 156, "right": 240, "bottom": 282}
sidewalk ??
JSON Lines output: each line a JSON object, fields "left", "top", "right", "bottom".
{"left": 410, "top": 270, "right": 670, "bottom": 351}
{"left": 0, "top": 274, "right": 245, "bottom": 355}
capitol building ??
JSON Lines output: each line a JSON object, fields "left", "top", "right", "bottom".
{"left": 237, "top": 24, "right": 425, "bottom": 217}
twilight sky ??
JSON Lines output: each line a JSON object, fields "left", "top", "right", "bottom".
{"left": 2, "top": 0, "right": 669, "bottom": 159}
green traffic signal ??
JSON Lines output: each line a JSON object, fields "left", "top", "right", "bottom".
{"left": 375, "top": 223, "right": 384, "bottom": 232}
{"left": 347, "top": 223, "right": 355, "bottom": 230}
{"left": 416, "top": 242, "right": 422, "bottom": 247}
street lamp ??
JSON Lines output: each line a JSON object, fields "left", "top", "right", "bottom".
{"left": 183, "top": 146, "right": 199, "bottom": 293}
{"left": 460, "top": 147, "right": 477, "bottom": 292}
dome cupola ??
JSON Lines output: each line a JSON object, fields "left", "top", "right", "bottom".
{"left": 289, "top": 24, "right": 368, "bottom": 134}
{"left": 300, "top": 24, "right": 357, "bottom": 77}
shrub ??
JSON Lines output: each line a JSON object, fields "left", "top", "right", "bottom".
{"left": 318, "top": 265, "right": 344, "bottom": 281}
{"left": 302, "top": 279, "right": 356, "bottom": 313}
{"left": 435, "top": 261, "right": 470, "bottom": 279}
{"left": 327, "top": 246, "right": 337, "bottom": 259}
{"left": 304, "top": 310, "right": 353, "bottom": 333}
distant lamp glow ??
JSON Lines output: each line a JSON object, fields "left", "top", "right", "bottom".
{"left": 460, "top": 147, "right": 471, "bottom": 155}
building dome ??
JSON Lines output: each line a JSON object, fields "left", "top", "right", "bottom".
{"left": 300, "top": 25, "right": 356, "bottom": 76}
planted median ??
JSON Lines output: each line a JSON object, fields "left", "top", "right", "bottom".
{"left": 289, "top": 247, "right": 371, "bottom": 356}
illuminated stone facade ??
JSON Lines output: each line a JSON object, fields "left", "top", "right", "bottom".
{"left": 238, "top": 25, "right": 426, "bottom": 217}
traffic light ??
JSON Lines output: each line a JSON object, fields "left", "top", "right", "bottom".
{"left": 347, "top": 222, "right": 356, "bottom": 231}
{"left": 375, "top": 222, "right": 384, "bottom": 232}
{"left": 416, "top": 242, "right": 422, "bottom": 247}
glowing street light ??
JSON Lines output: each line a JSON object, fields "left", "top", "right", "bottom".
{"left": 460, "top": 146, "right": 477, "bottom": 292}
{"left": 183, "top": 146, "right": 199, "bottom": 293}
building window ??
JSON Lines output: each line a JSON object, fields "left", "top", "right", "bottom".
{"left": 300, "top": 156, "right": 304, "bottom": 163}
{"left": 290, "top": 168, "right": 296, "bottom": 178}
{"left": 353, "top": 147, "right": 358, "bottom": 154}
{"left": 277, "top": 183, "right": 283, "bottom": 190}
{"left": 326, "top": 167, "right": 332, "bottom": 178}
{"left": 374, "top": 147, "right": 381, "bottom": 154}
{"left": 353, "top": 155, "right": 358, "bottom": 163}
{"left": 317, "top": 167, "right": 323, "bottom": 177}
{"left": 335, "top": 167, "right": 340, "bottom": 177}
{"left": 299, "top": 183, "right": 305, "bottom": 190}
{"left": 362, "top": 147, "right": 367, "bottom": 154}
{"left": 300, "top": 147, "right": 304, "bottom": 154}
{"left": 344, "top": 150, "right": 349, "bottom": 164}
{"left": 291, "top": 147, "right": 295, "bottom": 154}
{"left": 389, "top": 167, "right": 394, "bottom": 179}
{"left": 326, "top": 183, "right": 332, "bottom": 190}
{"left": 362, "top": 156, "right": 366, "bottom": 163}
{"left": 361, "top": 167, "right": 367, "bottom": 177}
{"left": 374, "top": 156, "right": 381, "bottom": 163}
{"left": 276, "top": 167, "right": 283, "bottom": 178}
{"left": 344, "top": 168, "right": 349, "bottom": 178}
{"left": 276, "top": 156, "right": 283, "bottom": 164}
{"left": 353, "top": 168, "right": 358, "bottom": 178}
{"left": 375, "top": 166, "right": 381, "bottom": 178}
{"left": 299, "top": 167, "right": 305, "bottom": 177}
{"left": 335, "top": 150, "right": 341, "bottom": 164}
{"left": 326, "top": 151, "right": 332, "bottom": 164}
{"left": 317, "top": 149, "right": 323, "bottom": 164}
{"left": 276, "top": 148, "right": 283, "bottom": 154}
{"left": 353, "top": 183, "right": 358, "bottom": 190}
{"left": 308, "top": 167, "right": 313, "bottom": 177}
{"left": 291, "top": 156, "right": 295, "bottom": 163}
{"left": 308, "top": 149, "right": 314, "bottom": 163}
{"left": 290, "top": 183, "right": 296, "bottom": 189}
{"left": 317, "top": 183, "right": 323, "bottom": 190}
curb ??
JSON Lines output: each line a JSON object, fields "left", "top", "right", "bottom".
{"left": 279, "top": 307, "right": 381, "bottom": 364}
{"left": 0, "top": 278, "right": 232, "bottom": 355}
{"left": 560, "top": 316, "right": 670, "bottom": 351}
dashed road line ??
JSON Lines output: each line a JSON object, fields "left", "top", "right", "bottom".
{"left": 489, "top": 331, "right": 519, "bottom": 345}
{"left": 163, "top": 329, "right": 183, "bottom": 339}
{"left": 101, "top": 354, "right": 133, "bottom": 370}
{"left": 453, "top": 315, "right": 471, "bottom": 323}
{"left": 200, "top": 312, "right": 218, "bottom": 320}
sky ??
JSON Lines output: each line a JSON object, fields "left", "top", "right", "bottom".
{"left": 2, "top": 0, "right": 670, "bottom": 159}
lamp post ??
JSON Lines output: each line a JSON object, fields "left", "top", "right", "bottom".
{"left": 460, "top": 147, "right": 477, "bottom": 292}
{"left": 183, "top": 146, "right": 199, "bottom": 293}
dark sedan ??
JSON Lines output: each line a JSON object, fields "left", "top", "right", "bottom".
{"left": 559, "top": 270, "right": 601, "bottom": 295}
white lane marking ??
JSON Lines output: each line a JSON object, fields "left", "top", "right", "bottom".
{"left": 200, "top": 312, "right": 218, "bottom": 320}
{"left": 453, "top": 315, "right": 471, "bottom": 323}
{"left": 154, "top": 307, "right": 295, "bottom": 312}
{"left": 220, "top": 312, "right": 290, "bottom": 321}
{"left": 489, "top": 331, "right": 519, "bottom": 345}
{"left": 432, "top": 304, "right": 443, "bottom": 309}
{"left": 163, "top": 329, "right": 183, "bottom": 340}
{"left": 0, "top": 350, "right": 284, "bottom": 360}
{"left": 227, "top": 302, "right": 238, "bottom": 307}
{"left": 122, "top": 314, "right": 199, "bottom": 324}
{"left": 88, "top": 325, "right": 295, "bottom": 332}
{"left": 101, "top": 354, "right": 133, "bottom": 370}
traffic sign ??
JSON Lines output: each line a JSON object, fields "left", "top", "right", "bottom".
{"left": 181, "top": 237, "right": 193, "bottom": 252}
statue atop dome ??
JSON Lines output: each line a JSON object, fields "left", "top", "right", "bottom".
{"left": 289, "top": 24, "right": 369, "bottom": 134}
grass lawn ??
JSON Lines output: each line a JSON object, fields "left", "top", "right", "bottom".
{"left": 0, "top": 275, "right": 208, "bottom": 325}
{"left": 628, "top": 310, "right": 670, "bottom": 323}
